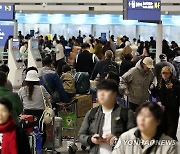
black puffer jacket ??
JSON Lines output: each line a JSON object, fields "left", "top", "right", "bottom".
{"left": 151, "top": 78, "right": 180, "bottom": 111}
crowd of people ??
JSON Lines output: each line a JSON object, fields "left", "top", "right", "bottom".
{"left": 0, "top": 31, "right": 180, "bottom": 154}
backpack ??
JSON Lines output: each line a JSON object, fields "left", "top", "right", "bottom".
{"left": 101, "top": 62, "right": 118, "bottom": 78}
{"left": 74, "top": 72, "right": 90, "bottom": 94}
{"left": 88, "top": 106, "right": 129, "bottom": 132}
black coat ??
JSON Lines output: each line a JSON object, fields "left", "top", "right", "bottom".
{"left": 90, "top": 59, "right": 120, "bottom": 80}
{"left": 151, "top": 79, "right": 180, "bottom": 111}
{"left": 75, "top": 50, "right": 96, "bottom": 76}
{"left": 120, "top": 59, "right": 135, "bottom": 76}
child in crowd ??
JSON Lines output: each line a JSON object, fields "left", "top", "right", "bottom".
{"left": 61, "top": 64, "right": 76, "bottom": 99}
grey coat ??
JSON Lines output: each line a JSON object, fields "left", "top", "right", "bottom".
{"left": 112, "top": 127, "right": 177, "bottom": 154}
{"left": 78, "top": 104, "right": 136, "bottom": 154}
{"left": 120, "top": 61, "right": 154, "bottom": 105}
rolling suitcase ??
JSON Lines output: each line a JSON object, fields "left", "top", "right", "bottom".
{"left": 28, "top": 134, "right": 36, "bottom": 154}
{"left": 44, "top": 117, "right": 63, "bottom": 150}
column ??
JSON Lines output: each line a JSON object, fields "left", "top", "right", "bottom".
{"left": 136, "top": 25, "right": 139, "bottom": 39}
{"left": 13, "top": 20, "right": 18, "bottom": 38}
{"left": 156, "top": 22, "right": 162, "bottom": 63}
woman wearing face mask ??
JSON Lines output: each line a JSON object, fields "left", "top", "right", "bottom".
{"left": 150, "top": 66, "right": 180, "bottom": 140}
{"left": 0, "top": 97, "right": 30, "bottom": 154}
{"left": 112, "top": 102, "right": 177, "bottom": 154}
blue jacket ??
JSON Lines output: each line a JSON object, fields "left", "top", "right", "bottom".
{"left": 39, "top": 67, "right": 69, "bottom": 103}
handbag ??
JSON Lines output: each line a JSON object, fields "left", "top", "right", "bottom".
{"left": 40, "top": 86, "right": 55, "bottom": 125}
{"left": 42, "top": 75, "right": 61, "bottom": 103}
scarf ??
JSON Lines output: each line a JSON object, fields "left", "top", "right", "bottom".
{"left": 0, "top": 118, "right": 17, "bottom": 154}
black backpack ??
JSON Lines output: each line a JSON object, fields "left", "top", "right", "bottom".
{"left": 101, "top": 62, "right": 118, "bottom": 78}
{"left": 74, "top": 72, "right": 90, "bottom": 94}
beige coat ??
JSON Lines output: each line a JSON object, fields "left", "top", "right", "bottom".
{"left": 61, "top": 72, "right": 76, "bottom": 93}
{"left": 112, "top": 127, "right": 177, "bottom": 154}
{"left": 120, "top": 60, "right": 154, "bottom": 105}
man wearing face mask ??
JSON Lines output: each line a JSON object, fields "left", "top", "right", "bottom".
{"left": 120, "top": 57, "right": 154, "bottom": 112}
{"left": 150, "top": 66, "right": 180, "bottom": 140}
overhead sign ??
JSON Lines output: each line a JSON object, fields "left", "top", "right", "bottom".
{"left": 0, "top": 4, "right": 15, "bottom": 20}
{"left": 0, "top": 25, "right": 14, "bottom": 46}
{"left": 123, "top": 0, "right": 161, "bottom": 21}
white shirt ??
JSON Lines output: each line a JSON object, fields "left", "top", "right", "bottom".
{"left": 99, "top": 109, "right": 113, "bottom": 154}
{"left": 56, "top": 43, "right": 65, "bottom": 61}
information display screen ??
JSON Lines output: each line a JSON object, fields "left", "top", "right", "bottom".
{"left": 33, "top": 50, "right": 41, "bottom": 60}
{"left": 0, "top": 4, "right": 14, "bottom": 20}
{"left": 32, "top": 40, "right": 38, "bottom": 49}
{"left": 14, "top": 51, "right": 21, "bottom": 61}
{"left": 12, "top": 41, "right": 19, "bottom": 50}
{"left": 124, "top": 0, "right": 161, "bottom": 21}
{"left": 0, "top": 25, "right": 14, "bottom": 47}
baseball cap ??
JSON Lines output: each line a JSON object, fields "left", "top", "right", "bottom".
{"left": 142, "top": 57, "right": 154, "bottom": 69}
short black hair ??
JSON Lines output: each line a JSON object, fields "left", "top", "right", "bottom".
{"left": 62, "top": 64, "right": 71, "bottom": 73}
{"left": 81, "top": 43, "right": 90, "bottom": 49}
{"left": 107, "top": 72, "right": 120, "bottom": 85}
{"left": 0, "top": 97, "right": 13, "bottom": 112}
{"left": 0, "top": 65, "right": 10, "bottom": 73}
{"left": 0, "top": 71, "right": 7, "bottom": 86}
{"left": 97, "top": 79, "right": 119, "bottom": 93}
{"left": 124, "top": 53, "right": 133, "bottom": 60}
{"left": 26, "top": 67, "right": 38, "bottom": 74}
{"left": 42, "top": 57, "right": 53, "bottom": 66}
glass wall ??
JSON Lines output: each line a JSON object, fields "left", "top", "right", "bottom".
{"left": 17, "top": 23, "right": 180, "bottom": 43}
{"left": 138, "top": 25, "right": 157, "bottom": 42}
{"left": 113, "top": 25, "right": 136, "bottom": 40}
{"left": 18, "top": 24, "right": 50, "bottom": 36}
{"left": 94, "top": 25, "right": 110, "bottom": 39}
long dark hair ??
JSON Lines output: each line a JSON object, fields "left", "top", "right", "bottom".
{"left": 24, "top": 81, "right": 40, "bottom": 101}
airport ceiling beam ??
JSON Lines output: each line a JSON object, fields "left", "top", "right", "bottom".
{"left": 15, "top": 5, "right": 180, "bottom": 14}
{"left": 1, "top": 0, "right": 180, "bottom": 4}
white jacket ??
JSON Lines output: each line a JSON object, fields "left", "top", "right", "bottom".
{"left": 112, "top": 127, "right": 177, "bottom": 154}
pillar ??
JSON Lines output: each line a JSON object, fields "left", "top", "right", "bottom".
{"left": 156, "top": 22, "right": 162, "bottom": 63}
{"left": 13, "top": 20, "right": 18, "bottom": 38}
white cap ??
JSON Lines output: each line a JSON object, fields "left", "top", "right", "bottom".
{"left": 25, "top": 70, "right": 40, "bottom": 82}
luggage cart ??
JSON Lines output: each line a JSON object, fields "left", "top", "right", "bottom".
{"left": 58, "top": 100, "right": 79, "bottom": 154}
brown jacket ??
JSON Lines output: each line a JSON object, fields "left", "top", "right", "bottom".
{"left": 61, "top": 72, "right": 76, "bottom": 93}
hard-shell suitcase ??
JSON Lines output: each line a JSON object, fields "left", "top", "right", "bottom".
{"left": 44, "top": 117, "right": 63, "bottom": 149}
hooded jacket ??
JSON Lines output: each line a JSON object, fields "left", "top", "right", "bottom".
{"left": 120, "top": 60, "right": 154, "bottom": 105}
{"left": 112, "top": 127, "right": 177, "bottom": 154}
